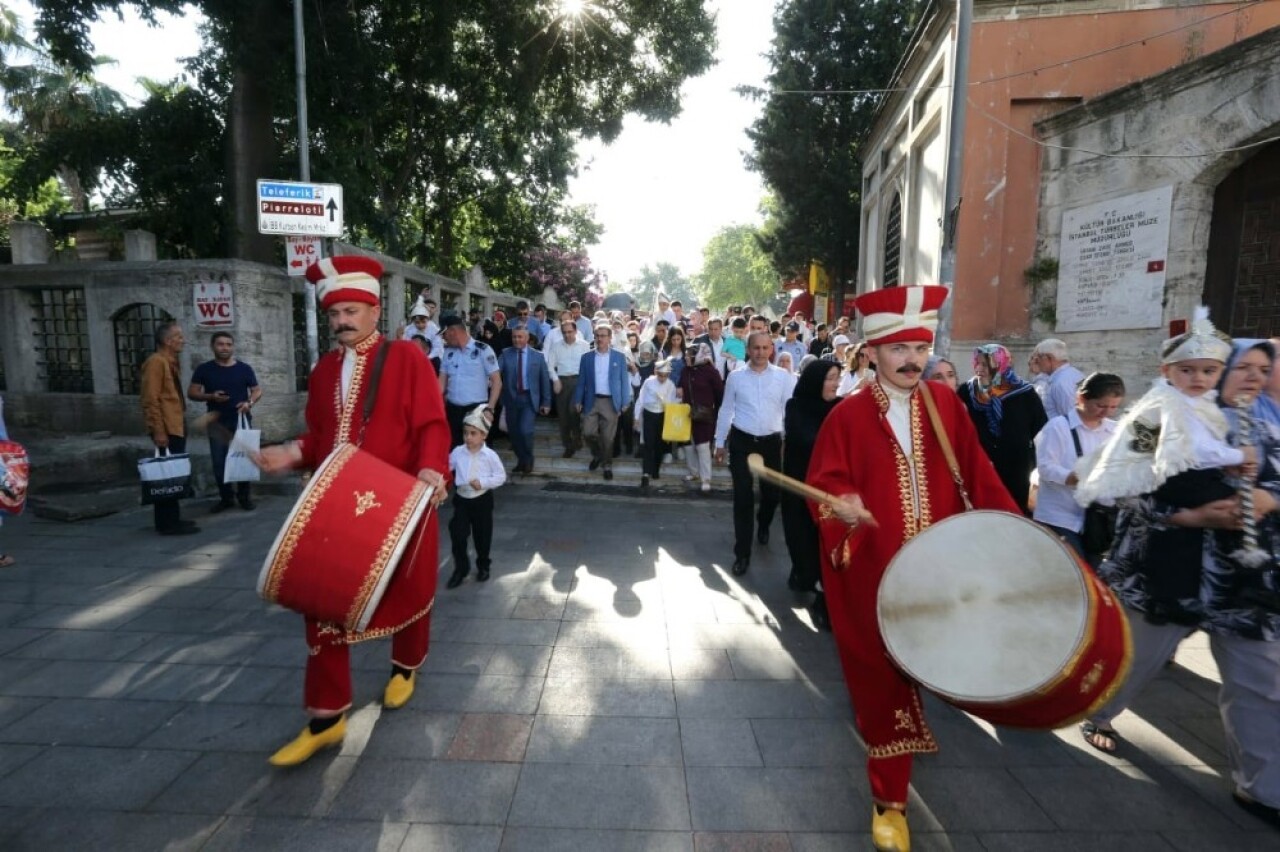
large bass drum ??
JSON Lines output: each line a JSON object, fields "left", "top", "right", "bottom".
{"left": 257, "top": 443, "right": 433, "bottom": 633}
{"left": 877, "top": 510, "right": 1132, "bottom": 729}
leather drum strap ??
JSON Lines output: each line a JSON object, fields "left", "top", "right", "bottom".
{"left": 918, "top": 382, "right": 973, "bottom": 511}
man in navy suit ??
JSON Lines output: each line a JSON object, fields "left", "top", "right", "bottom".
{"left": 497, "top": 326, "right": 552, "bottom": 474}
{"left": 572, "top": 324, "right": 632, "bottom": 481}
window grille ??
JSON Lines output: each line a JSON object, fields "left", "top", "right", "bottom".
{"left": 112, "top": 304, "right": 175, "bottom": 394}
{"left": 28, "top": 288, "right": 93, "bottom": 392}
{"left": 883, "top": 193, "right": 903, "bottom": 289}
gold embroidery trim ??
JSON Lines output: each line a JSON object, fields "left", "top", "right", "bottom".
{"left": 334, "top": 333, "right": 383, "bottom": 446}
{"left": 262, "top": 445, "right": 355, "bottom": 603}
{"left": 910, "top": 390, "right": 933, "bottom": 534}
{"left": 316, "top": 596, "right": 436, "bottom": 646}
{"left": 866, "top": 690, "right": 939, "bottom": 757}
{"left": 354, "top": 490, "right": 382, "bottom": 516}
{"left": 342, "top": 481, "right": 431, "bottom": 631}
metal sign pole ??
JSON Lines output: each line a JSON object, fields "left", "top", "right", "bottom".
{"left": 295, "top": 0, "right": 319, "bottom": 369}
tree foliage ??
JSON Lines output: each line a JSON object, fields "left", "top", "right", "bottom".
{"left": 524, "top": 244, "right": 604, "bottom": 313}
{"left": 697, "top": 223, "right": 779, "bottom": 311}
{"left": 744, "top": 0, "right": 922, "bottom": 299}
{"left": 623, "top": 262, "right": 699, "bottom": 313}
{"left": 26, "top": 0, "right": 716, "bottom": 282}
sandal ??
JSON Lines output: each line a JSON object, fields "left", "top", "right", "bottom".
{"left": 0, "top": 555, "right": 14, "bottom": 568}
{"left": 1080, "top": 721, "right": 1120, "bottom": 753}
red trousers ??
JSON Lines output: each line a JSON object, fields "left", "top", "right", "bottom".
{"left": 870, "top": 754, "right": 913, "bottom": 811}
{"left": 303, "top": 613, "right": 432, "bottom": 716}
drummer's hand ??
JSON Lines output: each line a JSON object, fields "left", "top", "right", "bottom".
{"left": 255, "top": 442, "right": 302, "bottom": 473}
{"left": 831, "top": 493, "right": 877, "bottom": 528}
{"left": 416, "top": 468, "right": 448, "bottom": 507}
{"left": 1171, "top": 497, "right": 1242, "bottom": 530}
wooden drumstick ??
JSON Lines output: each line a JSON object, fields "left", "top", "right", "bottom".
{"left": 746, "top": 453, "right": 877, "bottom": 527}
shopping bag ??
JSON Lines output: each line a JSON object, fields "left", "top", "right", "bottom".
{"left": 662, "top": 403, "right": 692, "bottom": 443}
{"left": 0, "top": 440, "right": 30, "bottom": 516}
{"left": 138, "top": 449, "right": 193, "bottom": 505}
{"left": 224, "top": 414, "right": 261, "bottom": 484}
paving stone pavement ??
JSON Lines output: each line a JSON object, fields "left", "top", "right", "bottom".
{"left": 0, "top": 485, "right": 1277, "bottom": 851}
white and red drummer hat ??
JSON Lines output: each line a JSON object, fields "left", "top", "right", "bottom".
{"left": 854, "top": 285, "right": 950, "bottom": 346}
{"left": 306, "top": 255, "right": 383, "bottom": 311}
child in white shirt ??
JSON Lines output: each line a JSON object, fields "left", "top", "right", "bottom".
{"left": 636, "top": 359, "right": 681, "bottom": 490}
{"left": 446, "top": 406, "right": 506, "bottom": 589}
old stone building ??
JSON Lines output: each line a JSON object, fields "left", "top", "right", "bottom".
{"left": 0, "top": 223, "right": 513, "bottom": 441}
{"left": 858, "top": 0, "right": 1280, "bottom": 388}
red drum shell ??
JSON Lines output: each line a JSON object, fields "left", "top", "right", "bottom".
{"left": 877, "top": 510, "right": 1132, "bottom": 729}
{"left": 257, "top": 444, "right": 432, "bottom": 633}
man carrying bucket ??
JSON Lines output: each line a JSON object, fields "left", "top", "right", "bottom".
{"left": 806, "top": 286, "right": 1018, "bottom": 851}
{"left": 257, "top": 255, "right": 449, "bottom": 766}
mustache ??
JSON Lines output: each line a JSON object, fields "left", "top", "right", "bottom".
{"left": 897, "top": 365, "right": 922, "bottom": 374}
{"left": 335, "top": 325, "right": 358, "bottom": 334}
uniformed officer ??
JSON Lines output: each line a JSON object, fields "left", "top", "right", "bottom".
{"left": 440, "top": 314, "right": 502, "bottom": 447}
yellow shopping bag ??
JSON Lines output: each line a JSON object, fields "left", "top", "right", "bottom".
{"left": 662, "top": 403, "right": 692, "bottom": 443}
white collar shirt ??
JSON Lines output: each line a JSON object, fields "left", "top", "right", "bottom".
{"left": 1033, "top": 411, "right": 1118, "bottom": 532}
{"left": 593, "top": 349, "right": 613, "bottom": 391}
{"left": 714, "top": 363, "right": 797, "bottom": 447}
{"left": 545, "top": 337, "right": 590, "bottom": 380}
{"left": 449, "top": 444, "right": 507, "bottom": 499}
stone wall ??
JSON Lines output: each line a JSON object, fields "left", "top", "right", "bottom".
{"left": 1033, "top": 30, "right": 1280, "bottom": 395}
{"left": 0, "top": 259, "right": 308, "bottom": 440}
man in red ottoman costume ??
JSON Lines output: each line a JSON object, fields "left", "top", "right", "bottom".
{"left": 258, "top": 255, "right": 449, "bottom": 766}
{"left": 806, "top": 286, "right": 1018, "bottom": 851}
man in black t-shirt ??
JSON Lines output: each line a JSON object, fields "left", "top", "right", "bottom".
{"left": 188, "top": 332, "right": 262, "bottom": 512}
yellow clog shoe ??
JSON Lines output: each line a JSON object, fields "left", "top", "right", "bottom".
{"left": 383, "top": 671, "right": 416, "bottom": 709}
{"left": 268, "top": 716, "right": 346, "bottom": 766}
{"left": 871, "top": 807, "right": 910, "bottom": 852}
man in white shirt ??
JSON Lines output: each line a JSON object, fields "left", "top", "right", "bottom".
{"left": 1034, "top": 338, "right": 1086, "bottom": 421}
{"left": 714, "top": 331, "right": 797, "bottom": 575}
{"left": 545, "top": 320, "right": 591, "bottom": 457}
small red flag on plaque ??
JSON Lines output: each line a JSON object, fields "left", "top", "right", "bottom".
{"left": 1147, "top": 260, "right": 1165, "bottom": 273}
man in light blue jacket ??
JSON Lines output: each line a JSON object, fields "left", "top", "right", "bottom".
{"left": 572, "top": 324, "right": 633, "bottom": 480}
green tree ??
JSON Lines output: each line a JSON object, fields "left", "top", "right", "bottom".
{"left": 30, "top": 0, "right": 715, "bottom": 269}
{"left": 697, "top": 224, "right": 778, "bottom": 311}
{"left": 625, "top": 262, "right": 699, "bottom": 313}
{"left": 744, "top": 0, "right": 922, "bottom": 311}
{"left": 0, "top": 123, "right": 68, "bottom": 246}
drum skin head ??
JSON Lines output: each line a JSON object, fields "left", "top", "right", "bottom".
{"left": 877, "top": 511, "right": 1089, "bottom": 704}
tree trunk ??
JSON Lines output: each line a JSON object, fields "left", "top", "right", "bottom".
{"left": 225, "top": 56, "right": 277, "bottom": 263}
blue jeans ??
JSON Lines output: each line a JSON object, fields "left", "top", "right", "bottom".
{"left": 1040, "top": 522, "right": 1088, "bottom": 564}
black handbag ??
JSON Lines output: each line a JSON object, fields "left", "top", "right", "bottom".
{"left": 690, "top": 403, "right": 715, "bottom": 423}
{"left": 1072, "top": 427, "right": 1117, "bottom": 556}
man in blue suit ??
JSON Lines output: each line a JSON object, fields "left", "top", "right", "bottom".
{"left": 498, "top": 325, "right": 552, "bottom": 474}
{"left": 572, "top": 324, "right": 633, "bottom": 481}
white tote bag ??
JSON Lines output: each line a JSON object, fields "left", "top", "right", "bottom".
{"left": 223, "top": 413, "right": 262, "bottom": 483}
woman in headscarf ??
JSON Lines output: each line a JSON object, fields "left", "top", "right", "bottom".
{"left": 783, "top": 359, "right": 843, "bottom": 629}
{"left": 924, "top": 355, "right": 959, "bottom": 391}
{"left": 1079, "top": 340, "right": 1279, "bottom": 828}
{"left": 957, "top": 343, "right": 1048, "bottom": 513}
{"left": 679, "top": 343, "right": 725, "bottom": 493}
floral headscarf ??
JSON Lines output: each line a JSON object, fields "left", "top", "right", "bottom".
{"left": 965, "top": 343, "right": 1034, "bottom": 436}
{"left": 692, "top": 342, "right": 714, "bottom": 367}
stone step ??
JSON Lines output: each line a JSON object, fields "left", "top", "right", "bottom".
{"left": 491, "top": 446, "right": 731, "bottom": 490}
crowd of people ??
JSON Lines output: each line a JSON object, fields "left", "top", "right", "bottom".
{"left": 2, "top": 260, "right": 1273, "bottom": 845}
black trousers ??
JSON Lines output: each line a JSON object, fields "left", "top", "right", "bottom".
{"left": 153, "top": 433, "right": 186, "bottom": 532}
{"left": 640, "top": 409, "right": 667, "bottom": 478}
{"left": 781, "top": 493, "right": 821, "bottom": 591}
{"left": 449, "top": 491, "right": 494, "bottom": 575}
{"left": 727, "top": 428, "right": 781, "bottom": 559}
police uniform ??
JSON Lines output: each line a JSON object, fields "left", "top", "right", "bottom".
{"left": 442, "top": 337, "right": 499, "bottom": 447}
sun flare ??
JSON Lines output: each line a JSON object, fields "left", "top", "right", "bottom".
{"left": 558, "top": 0, "right": 589, "bottom": 18}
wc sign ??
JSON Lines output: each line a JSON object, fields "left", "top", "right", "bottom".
{"left": 286, "top": 235, "right": 322, "bottom": 277}
{"left": 193, "top": 279, "right": 235, "bottom": 328}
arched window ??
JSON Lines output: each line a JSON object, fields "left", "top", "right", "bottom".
{"left": 882, "top": 192, "right": 903, "bottom": 289}
{"left": 113, "top": 303, "right": 174, "bottom": 394}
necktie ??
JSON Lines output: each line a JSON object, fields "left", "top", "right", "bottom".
{"left": 517, "top": 349, "right": 526, "bottom": 392}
